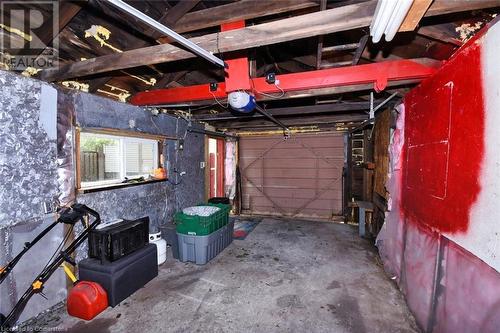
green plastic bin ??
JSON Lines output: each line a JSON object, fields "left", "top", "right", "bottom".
{"left": 206, "top": 203, "right": 231, "bottom": 226}
{"left": 175, "top": 206, "right": 225, "bottom": 236}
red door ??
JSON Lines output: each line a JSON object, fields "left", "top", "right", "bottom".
{"left": 216, "top": 139, "right": 225, "bottom": 197}
{"left": 209, "top": 152, "right": 216, "bottom": 198}
{"left": 208, "top": 138, "right": 225, "bottom": 198}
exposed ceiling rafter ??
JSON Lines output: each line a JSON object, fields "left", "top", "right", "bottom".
{"left": 40, "top": 0, "right": 500, "bottom": 82}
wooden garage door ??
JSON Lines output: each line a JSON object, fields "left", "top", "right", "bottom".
{"left": 240, "top": 132, "right": 344, "bottom": 219}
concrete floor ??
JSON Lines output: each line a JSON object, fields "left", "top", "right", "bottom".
{"left": 30, "top": 217, "right": 418, "bottom": 333}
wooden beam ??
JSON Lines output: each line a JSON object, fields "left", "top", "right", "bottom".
{"left": 319, "top": 60, "right": 352, "bottom": 69}
{"left": 15, "top": 1, "right": 86, "bottom": 56}
{"left": 196, "top": 101, "right": 385, "bottom": 121}
{"left": 425, "top": 0, "right": 500, "bottom": 16}
{"left": 87, "top": 0, "right": 200, "bottom": 93}
{"left": 156, "top": 70, "right": 189, "bottom": 88}
{"left": 316, "top": 0, "right": 328, "bottom": 69}
{"left": 214, "top": 114, "right": 369, "bottom": 129}
{"left": 399, "top": 0, "right": 433, "bottom": 32}
{"left": 40, "top": 1, "right": 376, "bottom": 81}
{"left": 167, "top": 0, "right": 318, "bottom": 34}
{"left": 41, "top": 0, "right": 497, "bottom": 82}
{"left": 352, "top": 34, "right": 369, "bottom": 65}
{"left": 160, "top": 0, "right": 201, "bottom": 28}
{"left": 417, "top": 24, "right": 463, "bottom": 46}
{"left": 322, "top": 43, "right": 359, "bottom": 52}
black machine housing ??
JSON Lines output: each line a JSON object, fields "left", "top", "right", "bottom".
{"left": 88, "top": 217, "right": 149, "bottom": 262}
{"left": 0, "top": 204, "right": 101, "bottom": 331}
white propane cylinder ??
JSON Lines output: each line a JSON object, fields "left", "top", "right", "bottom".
{"left": 149, "top": 232, "right": 167, "bottom": 265}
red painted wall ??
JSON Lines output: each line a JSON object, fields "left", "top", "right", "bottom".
{"left": 378, "top": 21, "right": 500, "bottom": 332}
{"left": 402, "top": 39, "right": 485, "bottom": 234}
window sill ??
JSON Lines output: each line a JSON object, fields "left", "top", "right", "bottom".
{"left": 78, "top": 178, "right": 167, "bottom": 194}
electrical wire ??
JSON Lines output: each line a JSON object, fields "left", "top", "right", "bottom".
{"left": 210, "top": 90, "right": 229, "bottom": 108}
{"left": 150, "top": 115, "right": 162, "bottom": 133}
{"left": 167, "top": 172, "right": 183, "bottom": 186}
{"left": 40, "top": 223, "right": 74, "bottom": 273}
{"left": 250, "top": 78, "right": 285, "bottom": 99}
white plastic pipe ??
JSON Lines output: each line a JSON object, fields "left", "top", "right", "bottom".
{"left": 104, "top": 0, "right": 226, "bottom": 68}
{"left": 369, "top": 0, "right": 413, "bottom": 43}
{"left": 369, "top": 0, "right": 384, "bottom": 33}
{"left": 384, "top": 0, "right": 414, "bottom": 41}
{"left": 370, "top": 0, "right": 397, "bottom": 43}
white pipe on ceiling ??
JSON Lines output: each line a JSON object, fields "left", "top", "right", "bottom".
{"left": 104, "top": 0, "right": 226, "bottom": 68}
{"left": 385, "top": 0, "right": 414, "bottom": 41}
{"left": 370, "top": 0, "right": 414, "bottom": 43}
{"left": 370, "top": 0, "right": 397, "bottom": 43}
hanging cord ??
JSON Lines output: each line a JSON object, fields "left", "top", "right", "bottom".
{"left": 210, "top": 90, "right": 229, "bottom": 108}
{"left": 250, "top": 77, "right": 285, "bottom": 99}
{"left": 167, "top": 170, "right": 183, "bottom": 186}
{"left": 150, "top": 114, "right": 162, "bottom": 133}
{"left": 40, "top": 223, "right": 75, "bottom": 273}
{"left": 209, "top": 31, "right": 230, "bottom": 108}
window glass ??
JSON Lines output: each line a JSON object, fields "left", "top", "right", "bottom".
{"left": 79, "top": 132, "right": 159, "bottom": 189}
{"left": 124, "top": 140, "right": 156, "bottom": 177}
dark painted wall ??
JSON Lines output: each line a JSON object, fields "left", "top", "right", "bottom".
{"left": 71, "top": 91, "right": 205, "bottom": 231}
{"left": 0, "top": 70, "right": 205, "bottom": 323}
{"left": 0, "top": 71, "right": 67, "bottom": 322}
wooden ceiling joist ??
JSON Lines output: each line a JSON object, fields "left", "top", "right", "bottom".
{"left": 40, "top": 0, "right": 500, "bottom": 83}
{"left": 165, "top": 0, "right": 319, "bottom": 35}
{"left": 398, "top": 0, "right": 433, "bottom": 32}
{"left": 159, "top": 0, "right": 202, "bottom": 28}
{"left": 40, "top": 1, "right": 378, "bottom": 81}
{"left": 214, "top": 114, "right": 369, "bottom": 130}
{"left": 195, "top": 101, "right": 386, "bottom": 122}
{"left": 14, "top": 1, "right": 86, "bottom": 57}
{"left": 417, "top": 25, "right": 463, "bottom": 46}
{"left": 87, "top": 0, "right": 201, "bottom": 93}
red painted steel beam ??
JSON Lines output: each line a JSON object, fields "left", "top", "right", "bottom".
{"left": 221, "top": 21, "right": 251, "bottom": 92}
{"left": 130, "top": 59, "right": 438, "bottom": 106}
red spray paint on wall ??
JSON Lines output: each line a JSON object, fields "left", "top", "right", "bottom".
{"left": 401, "top": 38, "right": 485, "bottom": 234}
{"left": 378, "top": 20, "right": 500, "bottom": 332}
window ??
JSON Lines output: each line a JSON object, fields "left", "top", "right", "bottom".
{"left": 78, "top": 131, "right": 160, "bottom": 189}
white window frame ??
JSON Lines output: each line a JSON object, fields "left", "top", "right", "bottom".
{"left": 78, "top": 132, "right": 159, "bottom": 190}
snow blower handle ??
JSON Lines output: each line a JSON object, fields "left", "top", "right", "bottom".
{"left": 0, "top": 204, "right": 101, "bottom": 331}
{"left": 58, "top": 204, "right": 99, "bottom": 227}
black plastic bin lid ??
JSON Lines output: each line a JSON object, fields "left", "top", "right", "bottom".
{"left": 208, "top": 197, "right": 230, "bottom": 204}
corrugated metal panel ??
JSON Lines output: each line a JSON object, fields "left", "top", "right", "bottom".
{"left": 240, "top": 132, "right": 344, "bottom": 219}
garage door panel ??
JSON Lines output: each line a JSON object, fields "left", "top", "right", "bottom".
{"left": 267, "top": 158, "right": 342, "bottom": 169}
{"left": 244, "top": 168, "right": 341, "bottom": 179}
{"left": 250, "top": 196, "right": 342, "bottom": 211}
{"left": 243, "top": 177, "right": 340, "bottom": 189}
{"left": 241, "top": 158, "right": 341, "bottom": 169}
{"left": 239, "top": 138, "right": 283, "bottom": 150}
{"left": 297, "top": 136, "right": 344, "bottom": 148}
{"left": 243, "top": 187, "right": 342, "bottom": 200}
{"left": 263, "top": 148, "right": 343, "bottom": 160}
{"left": 240, "top": 133, "right": 344, "bottom": 219}
{"left": 239, "top": 135, "right": 343, "bottom": 149}
{"left": 247, "top": 207, "right": 336, "bottom": 218}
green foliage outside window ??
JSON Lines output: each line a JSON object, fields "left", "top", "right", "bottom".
{"left": 81, "top": 137, "right": 116, "bottom": 152}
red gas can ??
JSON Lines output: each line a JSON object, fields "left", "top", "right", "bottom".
{"left": 67, "top": 281, "right": 108, "bottom": 320}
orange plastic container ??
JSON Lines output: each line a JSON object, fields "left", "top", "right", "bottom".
{"left": 67, "top": 281, "right": 108, "bottom": 320}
